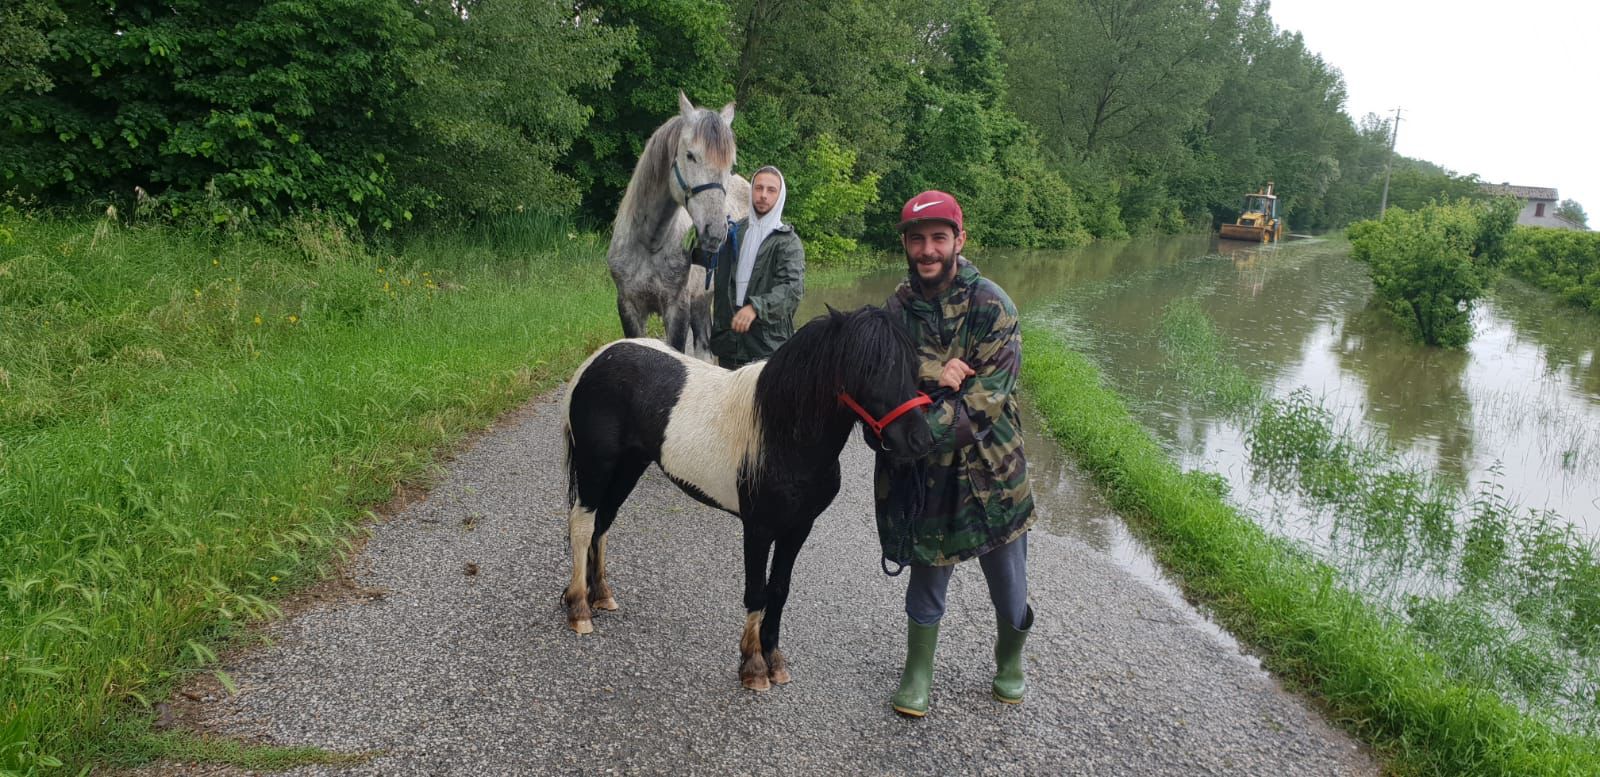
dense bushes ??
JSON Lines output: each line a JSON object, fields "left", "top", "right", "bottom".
{"left": 1, "top": 0, "right": 626, "bottom": 229}
{"left": 1346, "top": 199, "right": 1519, "bottom": 347}
{"left": 1505, "top": 227, "right": 1600, "bottom": 311}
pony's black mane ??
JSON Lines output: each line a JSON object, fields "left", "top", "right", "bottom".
{"left": 755, "top": 306, "right": 918, "bottom": 443}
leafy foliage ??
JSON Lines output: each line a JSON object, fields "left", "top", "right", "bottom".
{"left": 561, "top": 0, "right": 735, "bottom": 225}
{"left": 781, "top": 135, "right": 878, "bottom": 265}
{"left": 1347, "top": 200, "right": 1518, "bottom": 347}
{"left": 3, "top": 0, "right": 1513, "bottom": 247}
{"left": 1555, "top": 199, "right": 1589, "bottom": 229}
{"left": 1505, "top": 226, "right": 1600, "bottom": 312}
{"left": 2, "top": 1, "right": 624, "bottom": 229}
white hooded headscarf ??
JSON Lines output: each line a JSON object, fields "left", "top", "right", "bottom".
{"left": 735, "top": 166, "right": 786, "bottom": 306}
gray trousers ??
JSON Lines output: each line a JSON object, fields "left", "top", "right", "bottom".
{"left": 906, "top": 533, "right": 1029, "bottom": 630}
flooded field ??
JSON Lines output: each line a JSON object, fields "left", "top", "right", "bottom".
{"left": 808, "top": 236, "right": 1599, "bottom": 538}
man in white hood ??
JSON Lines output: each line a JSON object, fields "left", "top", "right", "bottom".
{"left": 708, "top": 165, "right": 806, "bottom": 369}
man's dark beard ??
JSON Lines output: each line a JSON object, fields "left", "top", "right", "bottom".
{"left": 906, "top": 250, "right": 957, "bottom": 294}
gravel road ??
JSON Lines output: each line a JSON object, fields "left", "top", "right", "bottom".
{"left": 165, "top": 389, "right": 1375, "bottom": 776}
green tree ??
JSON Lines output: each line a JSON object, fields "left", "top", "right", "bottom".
{"left": 730, "top": 0, "right": 918, "bottom": 177}
{"left": 0, "top": 0, "right": 64, "bottom": 94}
{"left": 400, "top": 0, "right": 629, "bottom": 221}
{"left": 2, "top": 1, "right": 434, "bottom": 227}
{"left": 870, "top": 0, "right": 1088, "bottom": 248}
{"left": 562, "top": 0, "right": 735, "bottom": 226}
{"left": 1348, "top": 200, "right": 1515, "bottom": 347}
{"left": 998, "top": 0, "right": 1227, "bottom": 162}
{"left": 782, "top": 134, "right": 879, "bottom": 264}
{"left": 2, "top": 1, "right": 624, "bottom": 228}
{"left": 1555, "top": 198, "right": 1589, "bottom": 229}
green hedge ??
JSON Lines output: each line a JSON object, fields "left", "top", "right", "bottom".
{"left": 1505, "top": 226, "right": 1600, "bottom": 312}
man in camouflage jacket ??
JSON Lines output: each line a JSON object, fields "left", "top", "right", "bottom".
{"left": 876, "top": 190, "right": 1035, "bottom": 718}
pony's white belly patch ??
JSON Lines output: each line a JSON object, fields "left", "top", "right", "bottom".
{"left": 658, "top": 362, "right": 762, "bottom": 514}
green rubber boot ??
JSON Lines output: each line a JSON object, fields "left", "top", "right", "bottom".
{"left": 993, "top": 606, "right": 1033, "bottom": 704}
{"left": 891, "top": 619, "right": 940, "bottom": 717}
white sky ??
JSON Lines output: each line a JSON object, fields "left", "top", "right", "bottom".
{"left": 1266, "top": 0, "right": 1599, "bottom": 218}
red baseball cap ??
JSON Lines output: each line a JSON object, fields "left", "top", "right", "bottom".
{"left": 898, "top": 190, "right": 963, "bottom": 233}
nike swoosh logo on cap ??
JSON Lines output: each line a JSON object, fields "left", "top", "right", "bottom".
{"left": 910, "top": 200, "right": 945, "bottom": 213}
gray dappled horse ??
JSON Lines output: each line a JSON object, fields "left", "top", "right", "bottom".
{"left": 608, "top": 92, "right": 749, "bottom": 360}
{"left": 560, "top": 307, "right": 935, "bottom": 690}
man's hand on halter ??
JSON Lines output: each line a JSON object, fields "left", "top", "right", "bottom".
{"left": 939, "top": 358, "right": 975, "bottom": 391}
{"left": 732, "top": 304, "right": 757, "bottom": 333}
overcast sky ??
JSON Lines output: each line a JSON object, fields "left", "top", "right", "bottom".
{"left": 1266, "top": 0, "right": 1598, "bottom": 219}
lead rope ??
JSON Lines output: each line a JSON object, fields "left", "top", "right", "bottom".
{"left": 880, "top": 387, "right": 957, "bottom": 576}
{"left": 881, "top": 458, "right": 927, "bottom": 577}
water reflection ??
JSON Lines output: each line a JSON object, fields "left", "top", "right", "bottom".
{"left": 1334, "top": 312, "right": 1475, "bottom": 489}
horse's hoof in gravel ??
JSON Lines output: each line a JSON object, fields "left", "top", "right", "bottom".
{"left": 570, "top": 619, "right": 593, "bottom": 635}
{"left": 765, "top": 650, "right": 790, "bottom": 684}
{"left": 741, "top": 674, "right": 771, "bottom": 691}
{"left": 593, "top": 597, "right": 619, "bottom": 611}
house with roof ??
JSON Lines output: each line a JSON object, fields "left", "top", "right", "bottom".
{"left": 1478, "top": 183, "right": 1585, "bottom": 229}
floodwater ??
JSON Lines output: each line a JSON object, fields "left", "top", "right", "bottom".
{"left": 802, "top": 234, "right": 1600, "bottom": 604}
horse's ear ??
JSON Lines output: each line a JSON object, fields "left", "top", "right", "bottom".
{"left": 678, "top": 90, "right": 695, "bottom": 118}
{"left": 825, "top": 303, "right": 840, "bottom": 316}
{"left": 719, "top": 101, "right": 736, "bottom": 125}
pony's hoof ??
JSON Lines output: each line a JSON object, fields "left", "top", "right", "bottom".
{"left": 768, "top": 665, "right": 791, "bottom": 685}
{"left": 570, "top": 619, "right": 594, "bottom": 635}
{"left": 741, "top": 674, "right": 771, "bottom": 692}
{"left": 593, "top": 597, "right": 619, "bottom": 611}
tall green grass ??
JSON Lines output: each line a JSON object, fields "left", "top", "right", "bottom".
{"left": 0, "top": 212, "right": 620, "bottom": 772}
{"left": 1246, "top": 391, "right": 1600, "bottom": 735}
{"left": 1022, "top": 325, "right": 1600, "bottom": 776}
{"left": 1157, "top": 297, "right": 1263, "bottom": 414}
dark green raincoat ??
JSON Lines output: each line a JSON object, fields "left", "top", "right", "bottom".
{"left": 709, "top": 218, "right": 806, "bottom": 367}
{"left": 875, "top": 258, "right": 1036, "bottom": 566}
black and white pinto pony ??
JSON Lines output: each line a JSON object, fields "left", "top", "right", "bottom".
{"left": 561, "top": 306, "right": 934, "bottom": 690}
{"left": 608, "top": 91, "right": 750, "bottom": 361}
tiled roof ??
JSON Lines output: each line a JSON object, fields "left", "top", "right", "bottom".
{"left": 1479, "top": 183, "right": 1558, "bottom": 200}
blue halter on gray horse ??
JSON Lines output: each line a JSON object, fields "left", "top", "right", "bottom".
{"left": 608, "top": 92, "right": 749, "bottom": 360}
{"left": 559, "top": 306, "right": 934, "bottom": 690}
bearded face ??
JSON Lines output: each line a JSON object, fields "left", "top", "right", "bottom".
{"left": 901, "top": 221, "right": 964, "bottom": 292}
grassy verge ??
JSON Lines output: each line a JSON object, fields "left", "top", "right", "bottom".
{"left": 1022, "top": 324, "right": 1600, "bottom": 776}
{"left": 0, "top": 212, "right": 621, "bottom": 772}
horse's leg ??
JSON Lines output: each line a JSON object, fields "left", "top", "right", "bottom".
{"left": 586, "top": 453, "right": 649, "bottom": 613}
{"left": 587, "top": 534, "right": 617, "bottom": 611}
{"left": 759, "top": 519, "right": 818, "bottom": 685}
{"left": 616, "top": 292, "right": 648, "bottom": 339}
{"left": 738, "top": 526, "right": 776, "bottom": 691}
{"left": 662, "top": 301, "right": 691, "bottom": 354}
{"left": 564, "top": 503, "right": 597, "bottom": 634}
{"left": 688, "top": 290, "right": 712, "bottom": 361}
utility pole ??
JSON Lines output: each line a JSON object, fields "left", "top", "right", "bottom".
{"left": 1378, "top": 107, "right": 1403, "bottom": 217}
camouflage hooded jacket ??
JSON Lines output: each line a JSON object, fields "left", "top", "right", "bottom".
{"left": 875, "top": 257, "right": 1036, "bottom": 567}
